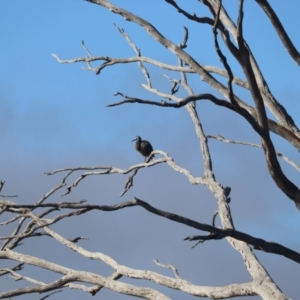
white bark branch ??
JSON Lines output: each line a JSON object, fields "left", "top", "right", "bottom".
{"left": 208, "top": 135, "right": 300, "bottom": 173}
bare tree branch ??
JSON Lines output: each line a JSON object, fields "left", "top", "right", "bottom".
{"left": 211, "top": 0, "right": 300, "bottom": 209}
{"left": 5, "top": 1, "right": 299, "bottom": 299}
{"left": 153, "top": 259, "right": 182, "bottom": 280}
{"left": 203, "top": 0, "right": 300, "bottom": 140}
{"left": 255, "top": 0, "right": 300, "bottom": 66}
{"left": 114, "top": 24, "right": 152, "bottom": 87}
{"left": 208, "top": 134, "right": 300, "bottom": 173}
{"left": 2, "top": 197, "right": 300, "bottom": 263}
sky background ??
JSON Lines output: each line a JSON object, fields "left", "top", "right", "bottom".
{"left": 1, "top": 1, "right": 300, "bottom": 299}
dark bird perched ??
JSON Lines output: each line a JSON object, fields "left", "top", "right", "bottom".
{"left": 223, "top": 186, "right": 231, "bottom": 203}
{"left": 132, "top": 136, "right": 154, "bottom": 162}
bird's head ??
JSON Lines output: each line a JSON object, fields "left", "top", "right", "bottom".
{"left": 132, "top": 136, "right": 141, "bottom": 142}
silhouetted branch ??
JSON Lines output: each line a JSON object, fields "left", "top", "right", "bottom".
{"left": 2, "top": 197, "right": 300, "bottom": 264}
{"left": 256, "top": 0, "right": 300, "bottom": 66}
{"left": 40, "top": 290, "right": 63, "bottom": 300}
{"left": 107, "top": 92, "right": 233, "bottom": 109}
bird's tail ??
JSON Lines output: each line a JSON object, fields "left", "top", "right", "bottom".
{"left": 145, "top": 153, "right": 155, "bottom": 163}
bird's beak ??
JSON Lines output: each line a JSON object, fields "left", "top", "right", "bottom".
{"left": 131, "top": 138, "right": 137, "bottom": 142}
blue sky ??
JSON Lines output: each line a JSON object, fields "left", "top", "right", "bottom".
{"left": 1, "top": 1, "right": 300, "bottom": 299}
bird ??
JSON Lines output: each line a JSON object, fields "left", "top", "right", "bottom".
{"left": 132, "top": 136, "right": 154, "bottom": 162}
